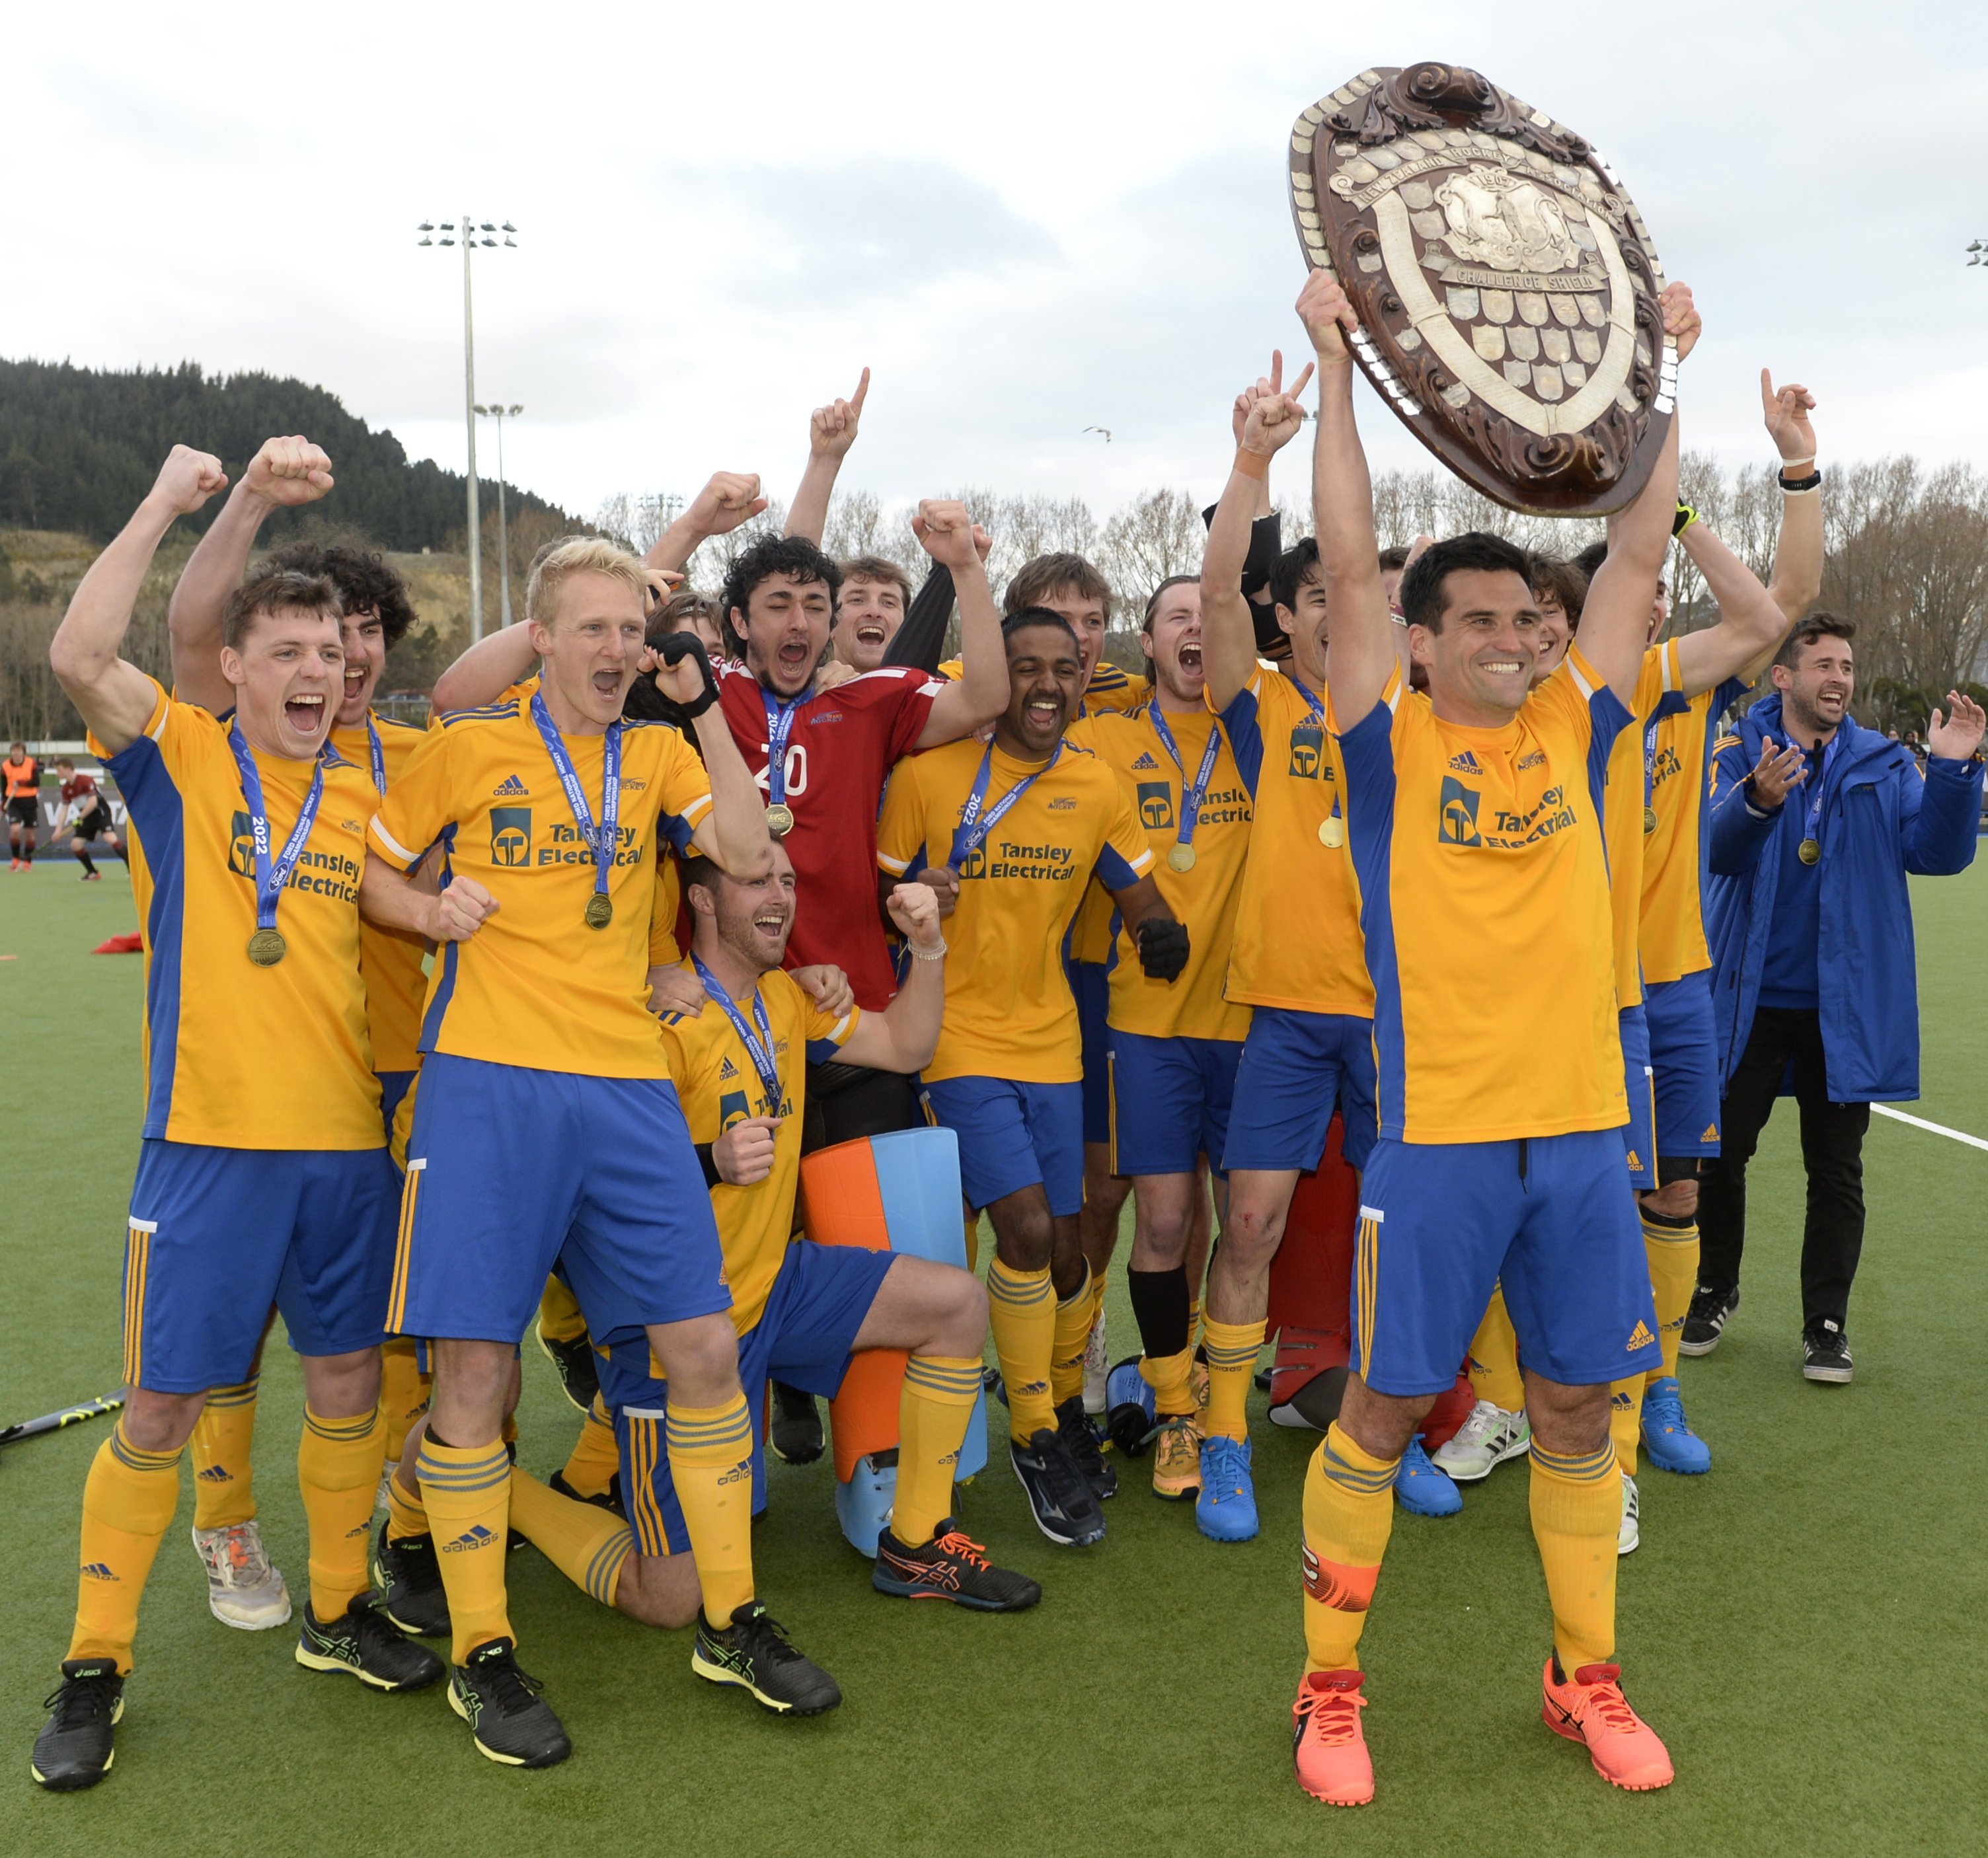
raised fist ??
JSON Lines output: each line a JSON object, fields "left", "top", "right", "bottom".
{"left": 243, "top": 435, "right": 334, "bottom": 508}
{"left": 148, "top": 445, "right": 229, "bottom": 517}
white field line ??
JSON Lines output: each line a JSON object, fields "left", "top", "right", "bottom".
{"left": 1872, "top": 1104, "right": 1988, "bottom": 1153}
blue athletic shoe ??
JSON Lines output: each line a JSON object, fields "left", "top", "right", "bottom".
{"left": 1104, "top": 1356, "right": 1157, "bottom": 1458}
{"left": 1394, "top": 1436, "right": 1462, "bottom": 1516}
{"left": 1194, "top": 1434, "right": 1259, "bottom": 1542}
{"left": 1639, "top": 1376, "right": 1712, "bottom": 1474}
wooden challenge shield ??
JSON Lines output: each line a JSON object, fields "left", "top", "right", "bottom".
{"left": 1289, "top": 64, "right": 1675, "bottom": 516}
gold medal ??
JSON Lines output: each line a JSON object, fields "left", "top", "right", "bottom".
{"left": 1643, "top": 805, "right": 1658, "bottom": 835}
{"left": 1166, "top": 843, "right": 1196, "bottom": 873}
{"left": 1319, "top": 816, "right": 1346, "bottom": 849}
{"left": 584, "top": 893, "right": 613, "bottom": 930}
{"left": 247, "top": 927, "right": 287, "bottom": 967}
{"left": 1798, "top": 838, "right": 1821, "bottom": 866}
{"left": 765, "top": 803, "right": 794, "bottom": 835}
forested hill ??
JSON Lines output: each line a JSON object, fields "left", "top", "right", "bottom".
{"left": 0, "top": 358, "right": 566, "bottom": 547}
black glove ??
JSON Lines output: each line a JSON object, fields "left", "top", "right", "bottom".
{"left": 1135, "top": 917, "right": 1190, "bottom": 983}
{"left": 653, "top": 631, "right": 720, "bottom": 718}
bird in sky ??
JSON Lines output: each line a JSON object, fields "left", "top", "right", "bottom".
{"left": 1082, "top": 426, "right": 1112, "bottom": 442}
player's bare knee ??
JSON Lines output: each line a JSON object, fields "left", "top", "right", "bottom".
{"left": 648, "top": 1312, "right": 740, "bottom": 1407}
{"left": 1337, "top": 1376, "right": 1430, "bottom": 1462}
{"left": 934, "top": 1267, "right": 989, "bottom": 1356}
{"left": 1523, "top": 1376, "right": 1612, "bottom": 1456}
{"left": 299, "top": 1345, "right": 383, "bottom": 1419}
{"left": 124, "top": 1386, "right": 207, "bottom": 1454}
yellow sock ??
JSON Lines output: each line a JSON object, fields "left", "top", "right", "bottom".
{"left": 190, "top": 1377, "right": 259, "bottom": 1530}
{"left": 1202, "top": 1316, "right": 1265, "bottom": 1442}
{"left": 1090, "top": 1267, "right": 1110, "bottom": 1328}
{"left": 1529, "top": 1441, "right": 1619, "bottom": 1672}
{"left": 1466, "top": 1285, "right": 1525, "bottom": 1412}
{"left": 537, "top": 1275, "right": 588, "bottom": 1347}
{"left": 1300, "top": 1423, "right": 1398, "bottom": 1674}
{"left": 963, "top": 1212, "right": 978, "bottom": 1277}
{"left": 987, "top": 1260, "right": 1056, "bottom": 1440}
{"left": 298, "top": 1405, "right": 387, "bottom": 1622}
{"left": 1140, "top": 1347, "right": 1196, "bottom": 1419}
{"left": 1607, "top": 1378, "right": 1641, "bottom": 1479}
{"left": 1049, "top": 1263, "right": 1094, "bottom": 1408}
{"left": 387, "top": 1467, "right": 429, "bottom": 1542}
{"left": 894, "top": 1355, "right": 981, "bottom": 1547}
{"left": 416, "top": 1437, "right": 514, "bottom": 1662}
{"left": 508, "top": 1468, "right": 632, "bottom": 1606}
{"left": 379, "top": 1339, "right": 430, "bottom": 1467}
{"left": 68, "top": 1422, "right": 183, "bottom": 1672}
{"left": 665, "top": 1394, "right": 755, "bottom": 1623}
{"left": 1643, "top": 1215, "right": 1699, "bottom": 1384}
{"left": 561, "top": 1394, "right": 621, "bottom": 1502}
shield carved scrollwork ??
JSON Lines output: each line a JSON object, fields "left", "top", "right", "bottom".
{"left": 1289, "top": 63, "right": 1676, "bottom": 516}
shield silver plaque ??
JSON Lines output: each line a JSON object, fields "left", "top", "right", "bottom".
{"left": 1289, "top": 63, "right": 1676, "bottom": 516}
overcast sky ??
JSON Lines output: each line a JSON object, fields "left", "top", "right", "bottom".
{"left": 7, "top": 3, "right": 1985, "bottom": 530}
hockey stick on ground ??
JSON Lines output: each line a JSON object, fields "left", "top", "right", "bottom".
{"left": 0, "top": 1392, "right": 125, "bottom": 1449}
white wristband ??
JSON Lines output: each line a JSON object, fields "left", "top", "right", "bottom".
{"left": 910, "top": 938, "right": 947, "bottom": 963}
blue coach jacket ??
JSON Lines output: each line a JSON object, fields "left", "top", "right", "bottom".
{"left": 1704, "top": 694, "right": 1981, "bottom": 1102}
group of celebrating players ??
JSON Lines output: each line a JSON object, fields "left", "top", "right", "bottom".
{"left": 26, "top": 265, "right": 1985, "bottom": 1809}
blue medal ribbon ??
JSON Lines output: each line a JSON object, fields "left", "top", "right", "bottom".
{"left": 1147, "top": 704, "right": 1223, "bottom": 860}
{"left": 365, "top": 717, "right": 387, "bottom": 795}
{"left": 948, "top": 742, "right": 1061, "bottom": 870}
{"left": 1798, "top": 731, "right": 1841, "bottom": 853}
{"left": 529, "top": 691, "right": 621, "bottom": 919}
{"left": 225, "top": 720, "right": 326, "bottom": 944}
{"left": 760, "top": 689, "right": 802, "bottom": 814}
{"left": 693, "top": 956, "right": 784, "bottom": 1109}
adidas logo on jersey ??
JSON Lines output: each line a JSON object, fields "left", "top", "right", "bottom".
{"left": 1626, "top": 1321, "right": 1656, "bottom": 1351}
{"left": 1447, "top": 750, "right": 1483, "bottom": 774}
{"left": 81, "top": 1562, "right": 118, "bottom": 1582}
{"left": 1702, "top": 1122, "right": 1720, "bottom": 1142}
{"left": 1625, "top": 1150, "right": 1644, "bottom": 1172}
{"left": 196, "top": 1464, "right": 234, "bottom": 1483}
{"left": 718, "top": 1056, "right": 740, "bottom": 1081}
{"left": 442, "top": 1524, "right": 498, "bottom": 1551}
{"left": 492, "top": 774, "right": 528, "bottom": 797}
{"left": 1131, "top": 751, "right": 1161, "bottom": 770}
{"left": 1517, "top": 749, "right": 1545, "bottom": 770}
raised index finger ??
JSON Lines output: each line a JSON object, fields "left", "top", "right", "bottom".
{"left": 849, "top": 366, "right": 870, "bottom": 414}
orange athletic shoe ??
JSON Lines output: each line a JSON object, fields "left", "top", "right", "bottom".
{"left": 1541, "top": 1656, "right": 1674, "bottom": 1791}
{"left": 1292, "top": 1670, "right": 1373, "bottom": 1806}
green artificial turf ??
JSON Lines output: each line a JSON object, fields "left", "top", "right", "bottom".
{"left": 1, "top": 861, "right": 1982, "bottom": 1857}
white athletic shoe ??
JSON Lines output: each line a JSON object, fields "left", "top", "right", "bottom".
{"left": 1082, "top": 1306, "right": 1109, "bottom": 1417}
{"left": 1430, "top": 1400, "right": 1531, "bottom": 1482}
{"left": 1618, "top": 1471, "right": 1640, "bottom": 1557}
{"left": 192, "top": 1520, "right": 292, "bottom": 1630}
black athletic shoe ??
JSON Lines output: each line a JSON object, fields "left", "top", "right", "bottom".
{"left": 371, "top": 1518, "right": 451, "bottom": 1639}
{"left": 449, "top": 1638, "right": 570, "bottom": 1767}
{"left": 549, "top": 1468, "right": 625, "bottom": 1518}
{"left": 1010, "top": 1427, "right": 1106, "bottom": 1546}
{"left": 872, "top": 1519, "right": 1042, "bottom": 1611}
{"left": 536, "top": 1321, "right": 599, "bottom": 1413}
{"left": 30, "top": 1660, "right": 123, "bottom": 1792}
{"left": 295, "top": 1595, "right": 445, "bottom": 1691}
{"left": 769, "top": 1380, "right": 824, "bottom": 1466}
{"left": 1678, "top": 1282, "right": 1740, "bottom": 1357}
{"left": 1055, "top": 1394, "right": 1117, "bottom": 1501}
{"left": 1802, "top": 1319, "right": 1854, "bottom": 1384}
{"left": 691, "top": 1602, "right": 841, "bottom": 1715}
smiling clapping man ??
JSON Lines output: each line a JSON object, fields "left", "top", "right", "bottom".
{"left": 32, "top": 448, "right": 465, "bottom": 1793}
{"left": 877, "top": 609, "right": 1188, "bottom": 1547}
